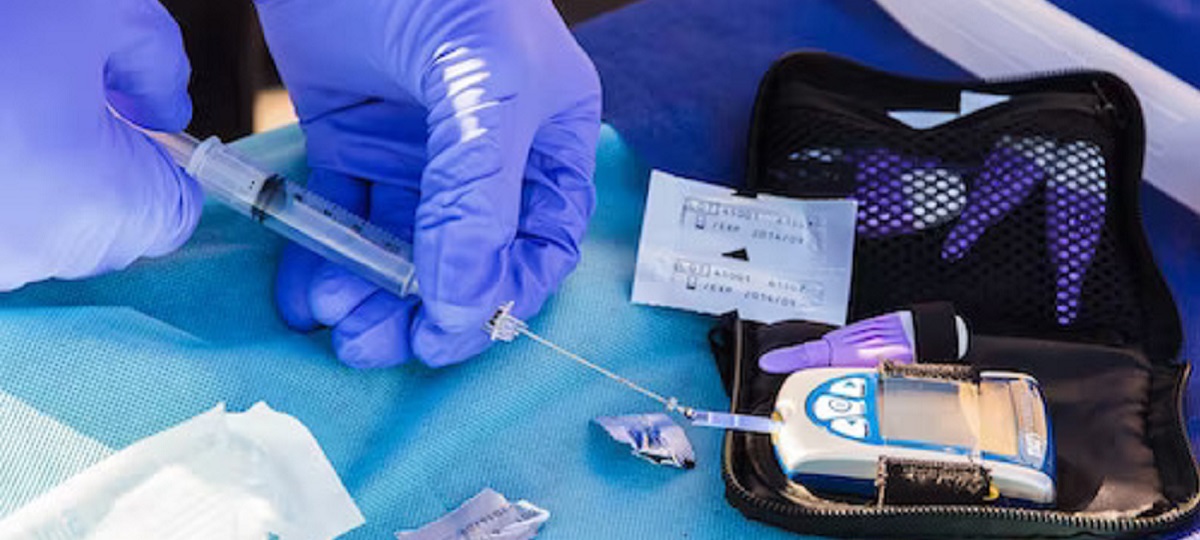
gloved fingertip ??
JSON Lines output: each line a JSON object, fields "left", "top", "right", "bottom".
{"left": 104, "top": 3, "right": 193, "bottom": 133}
{"left": 309, "top": 264, "right": 380, "bottom": 326}
{"left": 160, "top": 90, "right": 194, "bottom": 133}
{"left": 134, "top": 133, "right": 205, "bottom": 259}
{"left": 274, "top": 244, "right": 323, "bottom": 332}
{"left": 174, "top": 168, "right": 204, "bottom": 243}
{"left": 419, "top": 299, "right": 492, "bottom": 335}
{"left": 331, "top": 336, "right": 387, "bottom": 370}
{"left": 411, "top": 314, "right": 492, "bottom": 368}
{"left": 330, "top": 292, "right": 418, "bottom": 369}
{"left": 274, "top": 167, "right": 371, "bottom": 331}
{"left": 109, "top": 90, "right": 193, "bottom": 134}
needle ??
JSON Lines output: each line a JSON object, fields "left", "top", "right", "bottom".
{"left": 486, "top": 302, "right": 781, "bottom": 434}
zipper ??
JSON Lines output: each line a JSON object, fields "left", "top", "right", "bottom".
{"left": 720, "top": 316, "right": 1200, "bottom": 534}
{"left": 764, "top": 76, "right": 1111, "bottom": 175}
{"left": 763, "top": 89, "right": 1107, "bottom": 185}
{"left": 776, "top": 85, "right": 1105, "bottom": 135}
{"left": 1073, "top": 69, "right": 1198, "bottom": 513}
{"left": 1091, "top": 80, "right": 1128, "bottom": 130}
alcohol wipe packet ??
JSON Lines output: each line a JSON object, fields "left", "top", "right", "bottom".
{"left": 632, "top": 171, "right": 857, "bottom": 325}
{"left": 395, "top": 489, "right": 548, "bottom": 540}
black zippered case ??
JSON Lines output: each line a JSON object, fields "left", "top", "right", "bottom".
{"left": 709, "top": 52, "right": 1199, "bottom": 538}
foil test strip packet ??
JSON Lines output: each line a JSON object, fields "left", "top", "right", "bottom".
{"left": 593, "top": 413, "right": 696, "bottom": 470}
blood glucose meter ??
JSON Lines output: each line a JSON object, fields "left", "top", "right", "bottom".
{"left": 772, "top": 367, "right": 1055, "bottom": 506}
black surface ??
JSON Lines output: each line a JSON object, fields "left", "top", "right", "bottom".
{"left": 161, "top": 0, "right": 267, "bottom": 140}
{"left": 910, "top": 302, "right": 960, "bottom": 363}
{"left": 555, "top": 0, "right": 641, "bottom": 25}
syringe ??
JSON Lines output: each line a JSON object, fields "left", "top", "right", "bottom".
{"left": 153, "top": 131, "right": 777, "bottom": 434}
{"left": 150, "top": 132, "right": 419, "bottom": 298}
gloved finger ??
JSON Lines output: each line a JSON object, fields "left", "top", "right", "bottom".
{"left": 303, "top": 193, "right": 418, "bottom": 366}
{"left": 309, "top": 262, "right": 379, "bottom": 327}
{"left": 301, "top": 99, "right": 429, "bottom": 190}
{"left": 407, "top": 236, "right": 574, "bottom": 366}
{"left": 307, "top": 179, "right": 423, "bottom": 362}
{"left": 33, "top": 122, "right": 204, "bottom": 280}
{"left": 508, "top": 102, "right": 601, "bottom": 296}
{"left": 367, "top": 182, "right": 421, "bottom": 244}
{"left": 105, "top": 0, "right": 192, "bottom": 131}
{"left": 330, "top": 291, "right": 420, "bottom": 369}
{"left": 411, "top": 48, "right": 539, "bottom": 335}
{"left": 275, "top": 244, "right": 325, "bottom": 331}
{"left": 308, "top": 171, "right": 423, "bottom": 328}
{"left": 411, "top": 103, "right": 601, "bottom": 367}
{"left": 274, "top": 168, "right": 370, "bottom": 331}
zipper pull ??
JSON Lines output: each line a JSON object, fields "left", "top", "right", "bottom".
{"left": 1092, "top": 81, "right": 1128, "bottom": 128}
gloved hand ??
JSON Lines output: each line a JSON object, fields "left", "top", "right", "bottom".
{"left": 255, "top": 0, "right": 602, "bottom": 368}
{"left": 0, "top": 0, "right": 201, "bottom": 292}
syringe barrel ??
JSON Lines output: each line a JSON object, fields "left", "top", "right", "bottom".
{"left": 257, "top": 180, "right": 419, "bottom": 299}
{"left": 152, "top": 132, "right": 419, "bottom": 298}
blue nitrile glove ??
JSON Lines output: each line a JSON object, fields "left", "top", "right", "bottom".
{"left": 256, "top": 0, "right": 602, "bottom": 368}
{"left": 0, "top": 0, "right": 201, "bottom": 292}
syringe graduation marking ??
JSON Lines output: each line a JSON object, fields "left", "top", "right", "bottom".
{"left": 281, "top": 181, "right": 413, "bottom": 258}
{"left": 251, "top": 174, "right": 285, "bottom": 223}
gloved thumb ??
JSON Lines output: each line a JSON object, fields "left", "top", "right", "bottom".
{"left": 410, "top": 51, "right": 540, "bottom": 336}
{"left": 95, "top": 1, "right": 199, "bottom": 262}
{"left": 105, "top": 0, "right": 192, "bottom": 131}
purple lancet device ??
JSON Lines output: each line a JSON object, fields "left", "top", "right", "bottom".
{"left": 758, "top": 310, "right": 970, "bottom": 374}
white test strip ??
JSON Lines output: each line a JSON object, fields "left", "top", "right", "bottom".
{"left": 689, "top": 410, "right": 782, "bottom": 434}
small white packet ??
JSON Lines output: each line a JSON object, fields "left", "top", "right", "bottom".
{"left": 632, "top": 171, "right": 857, "bottom": 325}
{"left": 395, "top": 489, "right": 549, "bottom": 540}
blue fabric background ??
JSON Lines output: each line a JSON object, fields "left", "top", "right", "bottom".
{"left": 0, "top": 1, "right": 1194, "bottom": 538}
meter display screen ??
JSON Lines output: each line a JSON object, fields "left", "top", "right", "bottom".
{"left": 880, "top": 377, "right": 977, "bottom": 448}
{"left": 879, "top": 377, "right": 1019, "bottom": 456}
